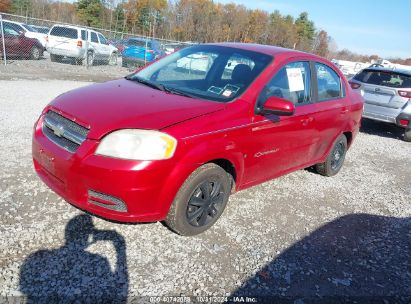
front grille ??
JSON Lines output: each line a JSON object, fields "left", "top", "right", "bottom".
{"left": 42, "top": 110, "right": 89, "bottom": 153}
{"left": 88, "top": 190, "right": 128, "bottom": 213}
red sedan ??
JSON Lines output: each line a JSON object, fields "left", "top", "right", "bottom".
{"left": 32, "top": 43, "right": 363, "bottom": 235}
{"left": 0, "top": 23, "right": 43, "bottom": 60}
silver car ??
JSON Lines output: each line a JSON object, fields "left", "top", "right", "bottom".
{"left": 349, "top": 67, "right": 411, "bottom": 141}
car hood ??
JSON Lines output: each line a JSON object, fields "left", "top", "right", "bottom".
{"left": 49, "top": 79, "right": 225, "bottom": 140}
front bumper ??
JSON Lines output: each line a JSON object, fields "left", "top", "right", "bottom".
{"left": 32, "top": 117, "right": 177, "bottom": 222}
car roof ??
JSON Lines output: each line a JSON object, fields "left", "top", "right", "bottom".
{"left": 4, "top": 20, "right": 20, "bottom": 24}
{"left": 361, "top": 66, "right": 411, "bottom": 76}
{"left": 207, "top": 42, "right": 313, "bottom": 58}
{"left": 128, "top": 37, "right": 153, "bottom": 42}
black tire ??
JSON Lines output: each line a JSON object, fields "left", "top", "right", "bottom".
{"left": 86, "top": 52, "right": 94, "bottom": 66}
{"left": 108, "top": 52, "right": 118, "bottom": 66}
{"left": 50, "top": 54, "right": 61, "bottom": 62}
{"left": 74, "top": 58, "right": 83, "bottom": 65}
{"left": 165, "top": 163, "right": 231, "bottom": 236}
{"left": 30, "top": 46, "right": 41, "bottom": 60}
{"left": 404, "top": 129, "right": 411, "bottom": 142}
{"left": 316, "top": 135, "right": 348, "bottom": 177}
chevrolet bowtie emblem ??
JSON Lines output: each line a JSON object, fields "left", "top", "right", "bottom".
{"left": 52, "top": 124, "right": 65, "bottom": 137}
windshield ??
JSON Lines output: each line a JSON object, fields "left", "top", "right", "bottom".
{"left": 130, "top": 45, "right": 273, "bottom": 102}
{"left": 21, "top": 24, "right": 37, "bottom": 32}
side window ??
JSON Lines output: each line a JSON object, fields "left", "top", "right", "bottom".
{"left": 90, "top": 32, "right": 98, "bottom": 43}
{"left": 98, "top": 33, "right": 107, "bottom": 45}
{"left": 257, "top": 61, "right": 311, "bottom": 108}
{"left": 315, "top": 63, "right": 342, "bottom": 101}
{"left": 81, "top": 30, "right": 87, "bottom": 41}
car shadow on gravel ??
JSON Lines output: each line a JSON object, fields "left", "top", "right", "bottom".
{"left": 231, "top": 214, "right": 411, "bottom": 303}
{"left": 360, "top": 118, "right": 404, "bottom": 140}
{"left": 19, "top": 214, "right": 129, "bottom": 303}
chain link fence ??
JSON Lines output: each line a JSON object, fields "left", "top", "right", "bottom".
{"left": 0, "top": 12, "right": 192, "bottom": 70}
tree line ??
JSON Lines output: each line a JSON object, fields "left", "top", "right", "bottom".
{"left": 1, "top": 0, "right": 409, "bottom": 62}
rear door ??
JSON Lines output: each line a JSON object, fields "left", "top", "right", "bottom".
{"left": 311, "top": 62, "right": 348, "bottom": 160}
{"left": 89, "top": 31, "right": 100, "bottom": 58}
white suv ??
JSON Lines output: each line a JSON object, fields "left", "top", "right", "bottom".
{"left": 46, "top": 25, "right": 118, "bottom": 65}
{"left": 2, "top": 20, "right": 47, "bottom": 48}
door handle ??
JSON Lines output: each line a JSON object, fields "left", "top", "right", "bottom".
{"left": 301, "top": 117, "right": 314, "bottom": 126}
{"left": 341, "top": 108, "right": 349, "bottom": 114}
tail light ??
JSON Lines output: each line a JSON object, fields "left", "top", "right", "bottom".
{"left": 77, "top": 40, "right": 82, "bottom": 48}
{"left": 348, "top": 81, "right": 361, "bottom": 89}
{"left": 45, "top": 36, "right": 48, "bottom": 42}
{"left": 398, "top": 90, "right": 411, "bottom": 98}
{"left": 399, "top": 119, "right": 409, "bottom": 126}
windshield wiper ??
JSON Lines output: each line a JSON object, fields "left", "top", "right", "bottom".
{"left": 162, "top": 85, "right": 194, "bottom": 98}
{"left": 125, "top": 76, "right": 165, "bottom": 91}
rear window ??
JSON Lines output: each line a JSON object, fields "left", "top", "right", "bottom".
{"left": 50, "top": 26, "right": 78, "bottom": 39}
{"left": 354, "top": 70, "right": 411, "bottom": 88}
{"left": 127, "top": 39, "right": 151, "bottom": 48}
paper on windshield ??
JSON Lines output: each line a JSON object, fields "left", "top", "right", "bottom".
{"left": 286, "top": 68, "right": 304, "bottom": 92}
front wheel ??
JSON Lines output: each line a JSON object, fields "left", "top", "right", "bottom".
{"left": 316, "top": 135, "right": 348, "bottom": 177}
{"left": 108, "top": 52, "right": 118, "bottom": 66}
{"left": 165, "top": 163, "right": 231, "bottom": 236}
{"left": 404, "top": 129, "right": 411, "bottom": 142}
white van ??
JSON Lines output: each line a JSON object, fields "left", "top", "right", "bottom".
{"left": 46, "top": 25, "right": 118, "bottom": 65}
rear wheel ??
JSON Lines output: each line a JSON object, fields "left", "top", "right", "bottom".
{"left": 30, "top": 46, "right": 41, "bottom": 60}
{"left": 74, "top": 58, "right": 83, "bottom": 65}
{"left": 86, "top": 52, "right": 94, "bottom": 66}
{"left": 50, "top": 54, "right": 63, "bottom": 62}
{"left": 404, "top": 129, "right": 411, "bottom": 142}
{"left": 316, "top": 135, "right": 348, "bottom": 177}
{"left": 165, "top": 163, "right": 231, "bottom": 236}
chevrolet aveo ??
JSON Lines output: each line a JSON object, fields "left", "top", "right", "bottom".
{"left": 32, "top": 43, "right": 363, "bottom": 235}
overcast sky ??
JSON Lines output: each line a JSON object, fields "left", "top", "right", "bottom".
{"left": 215, "top": 0, "right": 411, "bottom": 59}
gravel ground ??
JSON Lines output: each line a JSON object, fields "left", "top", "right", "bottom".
{"left": 0, "top": 79, "right": 410, "bottom": 303}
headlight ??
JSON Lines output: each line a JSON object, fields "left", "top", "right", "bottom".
{"left": 95, "top": 129, "right": 177, "bottom": 160}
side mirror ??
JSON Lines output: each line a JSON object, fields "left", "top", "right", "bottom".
{"left": 259, "top": 96, "right": 295, "bottom": 116}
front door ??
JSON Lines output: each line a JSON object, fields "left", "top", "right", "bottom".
{"left": 243, "top": 60, "right": 319, "bottom": 185}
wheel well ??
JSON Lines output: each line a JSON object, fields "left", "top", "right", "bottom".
{"left": 208, "top": 159, "right": 237, "bottom": 193}
{"left": 343, "top": 131, "right": 353, "bottom": 147}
